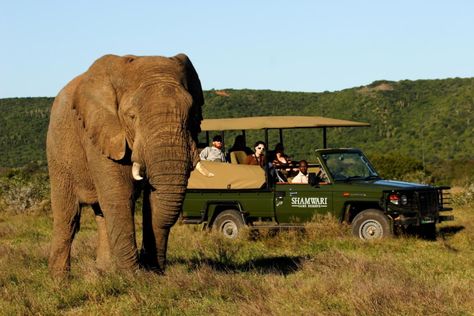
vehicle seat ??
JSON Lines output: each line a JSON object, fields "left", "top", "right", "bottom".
{"left": 230, "top": 151, "right": 248, "bottom": 164}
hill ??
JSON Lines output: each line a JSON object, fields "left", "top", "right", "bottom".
{"left": 1, "top": 78, "right": 473, "bottom": 179}
{"left": 202, "top": 78, "right": 474, "bottom": 163}
{"left": 0, "top": 97, "right": 51, "bottom": 167}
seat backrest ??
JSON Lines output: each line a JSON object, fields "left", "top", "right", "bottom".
{"left": 230, "top": 151, "right": 248, "bottom": 164}
{"left": 188, "top": 161, "right": 265, "bottom": 189}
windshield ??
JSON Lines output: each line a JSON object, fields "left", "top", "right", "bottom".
{"left": 321, "top": 152, "right": 379, "bottom": 181}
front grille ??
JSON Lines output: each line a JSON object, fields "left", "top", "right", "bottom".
{"left": 415, "top": 190, "right": 439, "bottom": 216}
{"left": 383, "top": 187, "right": 453, "bottom": 225}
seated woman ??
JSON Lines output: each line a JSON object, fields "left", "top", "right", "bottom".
{"left": 272, "top": 143, "right": 296, "bottom": 176}
{"left": 245, "top": 141, "right": 266, "bottom": 168}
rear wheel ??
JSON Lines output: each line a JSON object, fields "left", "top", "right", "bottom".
{"left": 213, "top": 210, "right": 245, "bottom": 239}
{"left": 352, "top": 209, "right": 393, "bottom": 240}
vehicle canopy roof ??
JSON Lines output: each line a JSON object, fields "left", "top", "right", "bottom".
{"left": 200, "top": 115, "right": 370, "bottom": 131}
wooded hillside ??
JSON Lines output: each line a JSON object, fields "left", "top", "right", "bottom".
{"left": 1, "top": 78, "right": 473, "bottom": 183}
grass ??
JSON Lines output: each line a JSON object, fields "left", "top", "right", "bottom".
{"left": 0, "top": 204, "right": 473, "bottom": 315}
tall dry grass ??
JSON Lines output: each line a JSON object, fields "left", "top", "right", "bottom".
{"left": 1, "top": 200, "right": 473, "bottom": 315}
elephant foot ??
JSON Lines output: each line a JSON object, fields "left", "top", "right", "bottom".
{"left": 142, "top": 264, "right": 165, "bottom": 275}
{"left": 139, "top": 249, "right": 165, "bottom": 274}
{"left": 95, "top": 257, "right": 112, "bottom": 272}
{"left": 49, "top": 268, "right": 71, "bottom": 282}
{"left": 49, "top": 255, "right": 71, "bottom": 280}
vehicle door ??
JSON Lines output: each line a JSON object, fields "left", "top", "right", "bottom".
{"left": 275, "top": 183, "right": 333, "bottom": 223}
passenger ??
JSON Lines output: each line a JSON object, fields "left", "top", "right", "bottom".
{"left": 291, "top": 160, "right": 309, "bottom": 184}
{"left": 273, "top": 143, "right": 292, "bottom": 166}
{"left": 272, "top": 143, "right": 296, "bottom": 177}
{"left": 245, "top": 141, "right": 266, "bottom": 168}
{"left": 199, "top": 135, "right": 226, "bottom": 162}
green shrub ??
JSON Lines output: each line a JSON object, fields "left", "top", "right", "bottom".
{"left": 0, "top": 162, "right": 50, "bottom": 214}
{"left": 368, "top": 153, "right": 428, "bottom": 182}
{"left": 431, "top": 160, "right": 474, "bottom": 187}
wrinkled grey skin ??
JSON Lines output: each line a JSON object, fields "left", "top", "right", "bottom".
{"left": 47, "top": 54, "right": 203, "bottom": 276}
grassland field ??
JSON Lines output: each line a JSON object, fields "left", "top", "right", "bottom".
{"left": 0, "top": 199, "right": 473, "bottom": 315}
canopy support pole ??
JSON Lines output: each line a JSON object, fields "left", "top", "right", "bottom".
{"left": 323, "top": 127, "right": 327, "bottom": 148}
{"left": 264, "top": 129, "right": 270, "bottom": 189}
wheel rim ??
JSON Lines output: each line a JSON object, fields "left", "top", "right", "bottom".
{"left": 220, "top": 220, "right": 239, "bottom": 238}
{"left": 359, "top": 219, "right": 384, "bottom": 240}
{"left": 220, "top": 220, "right": 239, "bottom": 239}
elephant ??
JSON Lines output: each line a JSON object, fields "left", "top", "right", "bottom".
{"left": 47, "top": 53, "right": 211, "bottom": 276}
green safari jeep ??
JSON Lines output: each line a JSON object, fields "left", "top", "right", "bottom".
{"left": 181, "top": 116, "right": 453, "bottom": 240}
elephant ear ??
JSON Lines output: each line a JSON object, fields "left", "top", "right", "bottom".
{"left": 72, "top": 55, "right": 127, "bottom": 161}
{"left": 172, "top": 54, "right": 204, "bottom": 142}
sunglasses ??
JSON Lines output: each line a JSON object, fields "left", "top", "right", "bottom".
{"left": 256, "top": 146, "right": 264, "bottom": 150}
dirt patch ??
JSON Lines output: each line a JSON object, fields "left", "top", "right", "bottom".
{"left": 358, "top": 82, "right": 394, "bottom": 95}
{"left": 214, "top": 90, "right": 230, "bottom": 97}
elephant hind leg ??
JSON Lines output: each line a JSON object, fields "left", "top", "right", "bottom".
{"left": 92, "top": 203, "right": 112, "bottom": 271}
{"left": 48, "top": 188, "right": 81, "bottom": 277}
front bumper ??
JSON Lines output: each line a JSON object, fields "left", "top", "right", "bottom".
{"left": 393, "top": 213, "right": 454, "bottom": 226}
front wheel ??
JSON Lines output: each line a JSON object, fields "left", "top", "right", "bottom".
{"left": 213, "top": 210, "right": 245, "bottom": 239}
{"left": 351, "top": 209, "right": 393, "bottom": 240}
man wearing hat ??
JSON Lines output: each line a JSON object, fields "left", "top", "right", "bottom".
{"left": 199, "top": 135, "right": 226, "bottom": 162}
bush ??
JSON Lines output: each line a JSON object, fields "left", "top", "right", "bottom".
{"left": 451, "top": 184, "right": 474, "bottom": 206}
{"left": 0, "top": 162, "right": 50, "bottom": 214}
{"left": 368, "top": 153, "right": 428, "bottom": 182}
{"left": 431, "top": 160, "right": 474, "bottom": 187}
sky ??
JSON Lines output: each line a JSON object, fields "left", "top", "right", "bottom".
{"left": 1, "top": 0, "right": 474, "bottom": 98}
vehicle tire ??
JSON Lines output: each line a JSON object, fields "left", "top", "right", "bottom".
{"left": 213, "top": 210, "right": 245, "bottom": 239}
{"left": 351, "top": 209, "right": 393, "bottom": 240}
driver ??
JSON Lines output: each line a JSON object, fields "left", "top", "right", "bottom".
{"left": 291, "top": 160, "right": 309, "bottom": 184}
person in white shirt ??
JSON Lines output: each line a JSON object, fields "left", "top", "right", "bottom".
{"left": 291, "top": 160, "right": 309, "bottom": 184}
{"left": 200, "top": 135, "right": 226, "bottom": 162}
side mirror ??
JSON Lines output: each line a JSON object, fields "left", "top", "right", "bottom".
{"left": 308, "top": 173, "right": 319, "bottom": 187}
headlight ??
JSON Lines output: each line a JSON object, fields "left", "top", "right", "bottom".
{"left": 400, "top": 195, "right": 408, "bottom": 205}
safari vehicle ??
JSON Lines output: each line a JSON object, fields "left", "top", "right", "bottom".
{"left": 181, "top": 116, "right": 453, "bottom": 240}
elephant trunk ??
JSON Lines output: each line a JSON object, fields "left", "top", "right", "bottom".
{"left": 139, "top": 126, "right": 197, "bottom": 272}
{"left": 146, "top": 149, "right": 190, "bottom": 227}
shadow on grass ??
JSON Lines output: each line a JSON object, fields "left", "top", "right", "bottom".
{"left": 171, "top": 255, "right": 306, "bottom": 276}
{"left": 398, "top": 224, "right": 465, "bottom": 242}
{"left": 439, "top": 225, "right": 465, "bottom": 238}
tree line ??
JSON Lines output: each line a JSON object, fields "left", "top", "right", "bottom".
{"left": 1, "top": 77, "right": 473, "bottom": 185}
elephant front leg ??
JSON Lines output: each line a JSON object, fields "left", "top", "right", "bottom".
{"left": 140, "top": 186, "right": 180, "bottom": 273}
{"left": 140, "top": 184, "right": 160, "bottom": 271}
{"left": 100, "top": 199, "right": 139, "bottom": 273}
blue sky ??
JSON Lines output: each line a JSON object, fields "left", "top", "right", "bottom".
{"left": 1, "top": 0, "right": 473, "bottom": 98}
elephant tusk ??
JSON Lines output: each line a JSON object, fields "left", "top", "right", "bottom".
{"left": 132, "top": 162, "right": 143, "bottom": 181}
{"left": 196, "top": 162, "right": 214, "bottom": 177}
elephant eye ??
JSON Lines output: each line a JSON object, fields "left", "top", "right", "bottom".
{"left": 128, "top": 112, "right": 136, "bottom": 120}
